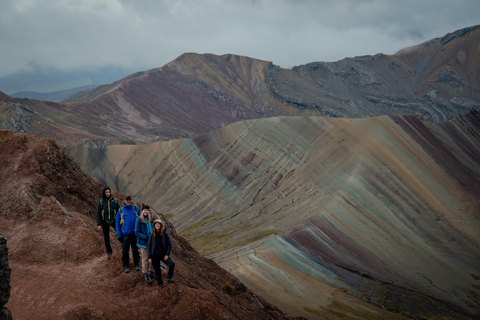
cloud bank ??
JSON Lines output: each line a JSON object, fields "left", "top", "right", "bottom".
{"left": 0, "top": 0, "right": 479, "bottom": 77}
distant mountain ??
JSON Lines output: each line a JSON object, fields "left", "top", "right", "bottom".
{"left": 0, "top": 61, "right": 135, "bottom": 96}
{"left": 1, "top": 25, "right": 479, "bottom": 146}
{"left": 0, "top": 95, "right": 107, "bottom": 146}
{"left": 11, "top": 85, "right": 97, "bottom": 102}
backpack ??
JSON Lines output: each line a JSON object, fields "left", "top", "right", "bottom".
{"left": 119, "top": 205, "right": 139, "bottom": 226}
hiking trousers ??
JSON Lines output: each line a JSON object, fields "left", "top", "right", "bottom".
{"left": 121, "top": 234, "right": 140, "bottom": 267}
{"left": 101, "top": 221, "right": 120, "bottom": 254}
{"left": 152, "top": 254, "right": 175, "bottom": 285}
{"left": 138, "top": 247, "right": 149, "bottom": 274}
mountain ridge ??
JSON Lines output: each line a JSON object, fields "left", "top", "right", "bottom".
{"left": 1, "top": 25, "right": 478, "bottom": 146}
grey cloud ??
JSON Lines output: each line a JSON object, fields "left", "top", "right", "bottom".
{"left": 0, "top": 0, "right": 479, "bottom": 77}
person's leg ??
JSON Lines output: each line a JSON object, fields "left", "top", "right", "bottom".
{"left": 101, "top": 222, "right": 112, "bottom": 255}
{"left": 121, "top": 236, "right": 130, "bottom": 270}
{"left": 139, "top": 247, "right": 148, "bottom": 274}
{"left": 139, "top": 247, "right": 151, "bottom": 284}
{"left": 131, "top": 236, "right": 140, "bottom": 268}
{"left": 108, "top": 223, "right": 120, "bottom": 246}
{"left": 165, "top": 257, "right": 175, "bottom": 281}
{"left": 152, "top": 255, "right": 163, "bottom": 286}
{"left": 132, "top": 242, "right": 140, "bottom": 267}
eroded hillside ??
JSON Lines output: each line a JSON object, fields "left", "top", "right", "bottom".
{"left": 68, "top": 110, "right": 480, "bottom": 319}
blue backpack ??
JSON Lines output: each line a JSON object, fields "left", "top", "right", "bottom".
{"left": 119, "top": 205, "right": 139, "bottom": 225}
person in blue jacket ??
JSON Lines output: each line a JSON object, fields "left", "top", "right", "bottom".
{"left": 135, "top": 204, "right": 154, "bottom": 284}
{"left": 148, "top": 219, "right": 176, "bottom": 291}
{"left": 116, "top": 195, "right": 140, "bottom": 273}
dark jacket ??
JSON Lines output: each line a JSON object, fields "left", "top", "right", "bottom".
{"left": 135, "top": 215, "right": 153, "bottom": 248}
{"left": 116, "top": 203, "right": 139, "bottom": 238}
{"left": 147, "top": 226, "right": 171, "bottom": 259}
{"left": 96, "top": 187, "right": 119, "bottom": 225}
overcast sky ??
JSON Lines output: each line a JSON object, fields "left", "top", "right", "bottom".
{"left": 1, "top": 0, "right": 479, "bottom": 77}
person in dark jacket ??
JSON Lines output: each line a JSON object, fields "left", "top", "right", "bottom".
{"left": 116, "top": 195, "right": 141, "bottom": 273}
{"left": 96, "top": 186, "right": 120, "bottom": 260}
{"left": 148, "top": 219, "right": 176, "bottom": 291}
{"left": 135, "top": 204, "right": 154, "bottom": 284}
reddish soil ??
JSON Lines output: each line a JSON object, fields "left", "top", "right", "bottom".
{"left": 0, "top": 130, "right": 305, "bottom": 320}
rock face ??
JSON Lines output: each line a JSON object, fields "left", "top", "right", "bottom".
{"left": 2, "top": 26, "right": 480, "bottom": 146}
{"left": 0, "top": 236, "right": 12, "bottom": 320}
{"left": 0, "top": 236, "right": 11, "bottom": 306}
{"left": 0, "top": 130, "right": 303, "bottom": 320}
{"left": 69, "top": 108, "right": 480, "bottom": 319}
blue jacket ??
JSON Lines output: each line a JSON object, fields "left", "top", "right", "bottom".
{"left": 116, "top": 204, "right": 139, "bottom": 238}
{"left": 135, "top": 216, "right": 153, "bottom": 248}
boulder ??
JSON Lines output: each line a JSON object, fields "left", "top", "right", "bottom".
{"left": 0, "top": 307, "right": 12, "bottom": 320}
{"left": 0, "top": 236, "right": 11, "bottom": 307}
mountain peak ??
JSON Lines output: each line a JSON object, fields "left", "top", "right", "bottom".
{"left": 440, "top": 24, "right": 480, "bottom": 45}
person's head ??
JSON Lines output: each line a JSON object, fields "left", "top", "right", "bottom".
{"left": 124, "top": 195, "right": 132, "bottom": 206}
{"left": 102, "top": 187, "right": 111, "bottom": 199}
{"left": 142, "top": 204, "right": 150, "bottom": 216}
{"left": 153, "top": 219, "right": 164, "bottom": 236}
{"left": 140, "top": 204, "right": 151, "bottom": 223}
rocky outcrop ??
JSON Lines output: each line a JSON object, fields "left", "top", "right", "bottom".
{"left": 0, "top": 236, "right": 12, "bottom": 320}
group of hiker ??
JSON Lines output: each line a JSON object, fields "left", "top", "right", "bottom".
{"left": 96, "top": 186, "right": 176, "bottom": 291}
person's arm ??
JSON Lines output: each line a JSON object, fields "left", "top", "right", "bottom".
{"left": 135, "top": 218, "right": 147, "bottom": 240}
{"left": 116, "top": 208, "right": 123, "bottom": 240}
{"left": 147, "top": 235, "right": 153, "bottom": 262}
{"left": 164, "top": 232, "right": 172, "bottom": 259}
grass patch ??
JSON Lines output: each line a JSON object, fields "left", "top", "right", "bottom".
{"left": 222, "top": 282, "right": 233, "bottom": 294}
{"left": 163, "top": 213, "right": 174, "bottom": 219}
{"left": 179, "top": 212, "right": 223, "bottom": 237}
{"left": 186, "top": 226, "right": 277, "bottom": 256}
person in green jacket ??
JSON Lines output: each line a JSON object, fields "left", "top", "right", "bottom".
{"left": 96, "top": 186, "right": 120, "bottom": 260}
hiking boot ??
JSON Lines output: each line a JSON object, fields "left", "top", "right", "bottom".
{"left": 145, "top": 273, "right": 152, "bottom": 284}
{"left": 157, "top": 284, "right": 163, "bottom": 291}
{"left": 124, "top": 266, "right": 130, "bottom": 273}
{"left": 135, "top": 265, "right": 141, "bottom": 271}
{"left": 167, "top": 278, "right": 176, "bottom": 284}
{"left": 149, "top": 271, "right": 156, "bottom": 279}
